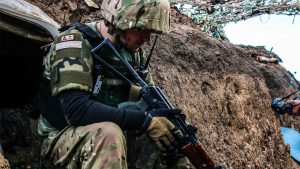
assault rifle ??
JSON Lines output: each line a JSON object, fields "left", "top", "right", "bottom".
{"left": 91, "top": 38, "right": 220, "bottom": 169}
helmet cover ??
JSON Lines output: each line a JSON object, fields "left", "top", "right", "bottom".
{"left": 101, "top": 0, "right": 170, "bottom": 34}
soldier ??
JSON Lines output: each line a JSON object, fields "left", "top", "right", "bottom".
{"left": 38, "top": 0, "right": 193, "bottom": 168}
{"left": 286, "top": 99, "right": 300, "bottom": 115}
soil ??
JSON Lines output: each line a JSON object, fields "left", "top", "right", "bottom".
{"left": 0, "top": 153, "right": 9, "bottom": 169}
{"left": 1, "top": 0, "right": 300, "bottom": 168}
{"left": 151, "top": 25, "right": 300, "bottom": 168}
{"left": 0, "top": 109, "right": 40, "bottom": 169}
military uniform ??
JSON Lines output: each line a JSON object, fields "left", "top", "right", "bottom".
{"left": 38, "top": 23, "right": 157, "bottom": 168}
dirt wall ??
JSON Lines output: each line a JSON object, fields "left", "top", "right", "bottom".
{"left": 2, "top": 0, "right": 299, "bottom": 168}
{"left": 150, "top": 25, "right": 300, "bottom": 168}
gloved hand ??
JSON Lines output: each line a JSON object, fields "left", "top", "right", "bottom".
{"left": 286, "top": 99, "right": 300, "bottom": 115}
{"left": 138, "top": 108, "right": 183, "bottom": 151}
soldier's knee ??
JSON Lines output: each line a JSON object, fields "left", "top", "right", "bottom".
{"left": 88, "top": 122, "right": 124, "bottom": 142}
{"left": 100, "top": 122, "right": 124, "bottom": 138}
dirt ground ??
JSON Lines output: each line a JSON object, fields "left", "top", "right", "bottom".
{"left": 0, "top": 153, "right": 9, "bottom": 169}
{"left": 1, "top": 0, "right": 299, "bottom": 168}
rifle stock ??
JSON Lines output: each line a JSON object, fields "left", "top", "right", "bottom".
{"left": 91, "top": 38, "right": 219, "bottom": 169}
{"left": 182, "top": 142, "right": 215, "bottom": 168}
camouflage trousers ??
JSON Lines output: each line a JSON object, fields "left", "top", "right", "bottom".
{"left": 41, "top": 122, "right": 194, "bottom": 169}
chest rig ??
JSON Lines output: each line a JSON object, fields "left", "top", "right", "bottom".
{"left": 59, "top": 22, "right": 145, "bottom": 106}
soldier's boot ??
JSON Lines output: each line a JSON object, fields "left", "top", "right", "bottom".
{"left": 171, "top": 157, "right": 195, "bottom": 169}
{"left": 156, "top": 155, "right": 195, "bottom": 169}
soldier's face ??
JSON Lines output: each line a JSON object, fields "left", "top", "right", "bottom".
{"left": 121, "top": 28, "right": 151, "bottom": 52}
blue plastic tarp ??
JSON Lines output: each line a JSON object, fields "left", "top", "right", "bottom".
{"left": 280, "top": 127, "right": 300, "bottom": 162}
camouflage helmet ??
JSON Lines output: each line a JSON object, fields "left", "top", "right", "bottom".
{"left": 101, "top": 0, "right": 170, "bottom": 34}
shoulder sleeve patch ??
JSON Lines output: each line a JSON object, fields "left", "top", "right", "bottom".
{"left": 55, "top": 29, "right": 83, "bottom": 49}
{"left": 56, "top": 41, "right": 82, "bottom": 51}
{"left": 52, "top": 30, "right": 85, "bottom": 62}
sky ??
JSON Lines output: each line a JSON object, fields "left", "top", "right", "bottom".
{"left": 224, "top": 14, "right": 300, "bottom": 81}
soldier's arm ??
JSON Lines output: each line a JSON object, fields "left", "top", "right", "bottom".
{"left": 286, "top": 99, "right": 300, "bottom": 115}
{"left": 57, "top": 90, "right": 146, "bottom": 129}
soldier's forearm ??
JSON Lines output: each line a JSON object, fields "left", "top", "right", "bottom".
{"left": 58, "top": 90, "right": 146, "bottom": 130}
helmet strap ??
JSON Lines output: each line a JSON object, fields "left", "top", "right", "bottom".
{"left": 143, "top": 35, "right": 158, "bottom": 69}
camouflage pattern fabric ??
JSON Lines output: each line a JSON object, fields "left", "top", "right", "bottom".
{"left": 171, "top": 157, "right": 195, "bottom": 169}
{"left": 101, "top": 0, "right": 170, "bottom": 34}
{"left": 46, "top": 27, "right": 94, "bottom": 96}
{"left": 41, "top": 122, "right": 127, "bottom": 169}
{"left": 41, "top": 123, "right": 193, "bottom": 169}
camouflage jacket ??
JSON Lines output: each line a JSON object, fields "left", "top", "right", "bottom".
{"left": 38, "top": 22, "right": 154, "bottom": 135}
